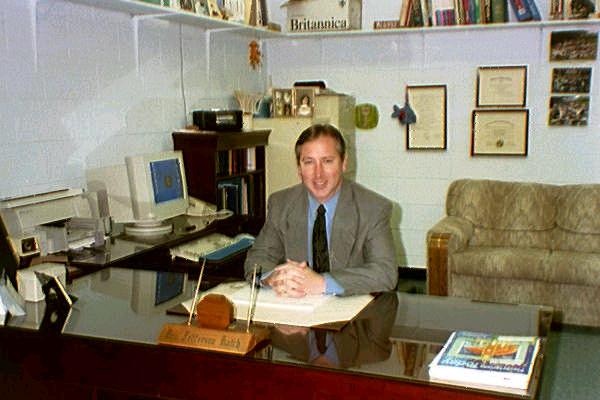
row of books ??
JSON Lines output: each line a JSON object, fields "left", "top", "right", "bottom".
{"left": 217, "top": 175, "right": 263, "bottom": 216}
{"left": 216, "top": 147, "right": 257, "bottom": 177}
{"left": 379, "top": 0, "right": 542, "bottom": 28}
{"left": 428, "top": 330, "right": 542, "bottom": 390}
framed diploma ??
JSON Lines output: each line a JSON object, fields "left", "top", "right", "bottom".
{"left": 476, "top": 66, "right": 527, "bottom": 107}
{"left": 471, "top": 109, "right": 529, "bottom": 156}
{"left": 406, "top": 85, "right": 447, "bottom": 150}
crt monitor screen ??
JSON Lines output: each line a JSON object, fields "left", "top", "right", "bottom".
{"left": 149, "top": 158, "right": 185, "bottom": 205}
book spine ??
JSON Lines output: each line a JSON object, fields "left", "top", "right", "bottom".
{"left": 490, "top": 0, "right": 508, "bottom": 22}
{"left": 410, "top": 0, "right": 425, "bottom": 26}
{"left": 421, "top": 0, "right": 432, "bottom": 25}
{"left": 484, "top": 0, "right": 492, "bottom": 22}
{"left": 550, "top": 0, "right": 564, "bottom": 19}
{"left": 454, "top": 0, "right": 465, "bottom": 24}
{"left": 473, "top": 0, "right": 481, "bottom": 23}
{"left": 523, "top": 0, "right": 541, "bottom": 20}
{"left": 400, "top": 0, "right": 412, "bottom": 26}
{"left": 508, "top": 0, "right": 533, "bottom": 21}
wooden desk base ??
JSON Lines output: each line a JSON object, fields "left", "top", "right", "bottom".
{"left": 1, "top": 328, "right": 511, "bottom": 400}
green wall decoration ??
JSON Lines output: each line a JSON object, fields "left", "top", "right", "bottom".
{"left": 354, "top": 103, "right": 379, "bottom": 129}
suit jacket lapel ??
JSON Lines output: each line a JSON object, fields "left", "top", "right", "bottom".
{"left": 284, "top": 188, "right": 309, "bottom": 263}
{"left": 331, "top": 182, "right": 357, "bottom": 271}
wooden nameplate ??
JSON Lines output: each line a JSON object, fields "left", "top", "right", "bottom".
{"left": 158, "top": 322, "right": 270, "bottom": 355}
{"left": 158, "top": 293, "right": 269, "bottom": 355}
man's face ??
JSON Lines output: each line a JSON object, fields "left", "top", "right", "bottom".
{"left": 297, "top": 135, "right": 347, "bottom": 204}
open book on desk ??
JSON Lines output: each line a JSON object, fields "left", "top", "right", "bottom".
{"left": 177, "top": 281, "right": 374, "bottom": 328}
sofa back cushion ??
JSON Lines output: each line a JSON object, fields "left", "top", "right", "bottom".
{"left": 556, "top": 185, "right": 600, "bottom": 234}
{"left": 446, "top": 179, "right": 557, "bottom": 248}
{"left": 553, "top": 184, "right": 600, "bottom": 253}
{"left": 447, "top": 179, "right": 557, "bottom": 231}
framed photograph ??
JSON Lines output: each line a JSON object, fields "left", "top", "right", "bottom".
{"left": 272, "top": 88, "right": 293, "bottom": 117}
{"left": 548, "top": 95, "right": 590, "bottom": 126}
{"left": 471, "top": 109, "right": 529, "bottom": 156}
{"left": 477, "top": 66, "right": 527, "bottom": 107}
{"left": 406, "top": 85, "right": 447, "bottom": 150}
{"left": 550, "top": 30, "right": 598, "bottom": 61}
{"left": 293, "top": 88, "right": 315, "bottom": 117}
{"left": 551, "top": 67, "right": 592, "bottom": 93}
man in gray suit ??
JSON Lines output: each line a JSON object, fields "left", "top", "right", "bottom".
{"left": 244, "top": 124, "right": 397, "bottom": 296}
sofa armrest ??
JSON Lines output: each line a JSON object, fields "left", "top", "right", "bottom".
{"left": 426, "top": 217, "right": 474, "bottom": 296}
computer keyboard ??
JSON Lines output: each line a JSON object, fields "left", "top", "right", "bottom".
{"left": 170, "top": 233, "right": 254, "bottom": 262}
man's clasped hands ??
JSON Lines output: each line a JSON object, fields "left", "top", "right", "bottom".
{"left": 262, "top": 259, "right": 326, "bottom": 298}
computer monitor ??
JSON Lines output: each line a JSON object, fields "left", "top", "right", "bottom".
{"left": 86, "top": 151, "right": 188, "bottom": 237}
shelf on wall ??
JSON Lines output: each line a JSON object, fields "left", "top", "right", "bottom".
{"left": 283, "top": 18, "right": 600, "bottom": 39}
{"left": 66, "top": 0, "right": 282, "bottom": 38}
{"left": 60, "top": 0, "right": 600, "bottom": 40}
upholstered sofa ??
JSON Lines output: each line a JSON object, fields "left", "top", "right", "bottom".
{"left": 427, "top": 179, "right": 600, "bottom": 327}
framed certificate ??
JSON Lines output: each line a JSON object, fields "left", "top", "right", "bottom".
{"left": 477, "top": 66, "right": 527, "bottom": 107}
{"left": 406, "top": 85, "right": 447, "bottom": 150}
{"left": 471, "top": 109, "right": 529, "bottom": 156}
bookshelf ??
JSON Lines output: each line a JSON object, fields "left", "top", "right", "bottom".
{"left": 284, "top": 18, "right": 600, "bottom": 38}
{"left": 56, "top": 0, "right": 600, "bottom": 40}
{"left": 172, "top": 129, "right": 270, "bottom": 235}
{"left": 63, "top": 0, "right": 282, "bottom": 38}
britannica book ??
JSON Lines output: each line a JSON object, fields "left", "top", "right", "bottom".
{"left": 428, "top": 331, "right": 541, "bottom": 390}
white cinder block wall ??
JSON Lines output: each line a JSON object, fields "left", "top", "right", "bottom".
{"left": 1, "top": 0, "right": 598, "bottom": 269}
{"left": 0, "top": 0, "right": 265, "bottom": 198}
{"left": 265, "top": 0, "right": 600, "bottom": 268}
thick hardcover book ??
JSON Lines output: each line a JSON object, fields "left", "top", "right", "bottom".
{"left": 428, "top": 331, "right": 541, "bottom": 389}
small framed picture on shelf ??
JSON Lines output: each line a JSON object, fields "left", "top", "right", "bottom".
{"left": 548, "top": 95, "right": 590, "bottom": 126}
{"left": 471, "top": 109, "right": 529, "bottom": 156}
{"left": 272, "top": 88, "right": 293, "bottom": 117}
{"left": 551, "top": 67, "right": 592, "bottom": 93}
{"left": 405, "top": 85, "right": 447, "bottom": 150}
{"left": 476, "top": 66, "right": 527, "bottom": 107}
{"left": 550, "top": 30, "right": 598, "bottom": 61}
{"left": 293, "top": 88, "right": 315, "bottom": 117}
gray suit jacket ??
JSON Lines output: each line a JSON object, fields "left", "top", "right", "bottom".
{"left": 244, "top": 179, "right": 398, "bottom": 295}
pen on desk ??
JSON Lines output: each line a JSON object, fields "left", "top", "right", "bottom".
{"left": 246, "top": 264, "right": 260, "bottom": 332}
{"left": 187, "top": 257, "right": 206, "bottom": 326}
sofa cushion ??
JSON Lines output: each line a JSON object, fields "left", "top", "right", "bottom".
{"left": 544, "top": 250, "right": 600, "bottom": 286}
{"left": 556, "top": 184, "right": 600, "bottom": 234}
{"left": 470, "top": 227, "right": 552, "bottom": 249}
{"left": 450, "top": 247, "right": 550, "bottom": 282}
{"left": 451, "top": 247, "right": 600, "bottom": 287}
{"left": 552, "top": 227, "right": 600, "bottom": 253}
{"left": 447, "top": 179, "right": 557, "bottom": 231}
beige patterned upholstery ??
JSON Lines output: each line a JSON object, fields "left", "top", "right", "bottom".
{"left": 428, "top": 179, "right": 600, "bottom": 327}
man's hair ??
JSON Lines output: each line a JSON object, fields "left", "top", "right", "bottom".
{"left": 295, "top": 124, "right": 346, "bottom": 165}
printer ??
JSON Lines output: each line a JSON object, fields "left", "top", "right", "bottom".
{"left": 0, "top": 188, "right": 104, "bottom": 261}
